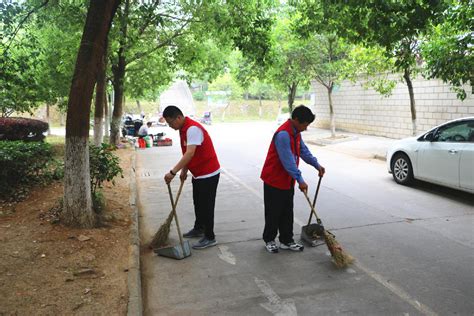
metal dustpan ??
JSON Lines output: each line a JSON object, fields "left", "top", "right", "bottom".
{"left": 154, "top": 240, "right": 192, "bottom": 260}
{"left": 155, "top": 183, "right": 192, "bottom": 260}
{"left": 301, "top": 177, "right": 326, "bottom": 247}
{"left": 301, "top": 223, "right": 325, "bottom": 247}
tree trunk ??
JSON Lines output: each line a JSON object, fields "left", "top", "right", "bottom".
{"left": 110, "top": 70, "right": 125, "bottom": 145}
{"left": 327, "top": 86, "right": 336, "bottom": 138}
{"left": 46, "top": 103, "right": 51, "bottom": 135}
{"left": 278, "top": 94, "right": 282, "bottom": 114}
{"left": 104, "top": 92, "right": 110, "bottom": 138}
{"left": 62, "top": 0, "right": 119, "bottom": 228}
{"left": 136, "top": 100, "right": 142, "bottom": 114}
{"left": 110, "top": 0, "right": 129, "bottom": 145}
{"left": 403, "top": 68, "right": 417, "bottom": 136}
{"left": 93, "top": 47, "right": 107, "bottom": 146}
{"left": 221, "top": 102, "right": 230, "bottom": 122}
{"left": 258, "top": 93, "right": 262, "bottom": 118}
{"left": 288, "top": 82, "right": 297, "bottom": 113}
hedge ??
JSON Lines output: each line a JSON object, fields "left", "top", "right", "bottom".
{"left": 0, "top": 117, "right": 49, "bottom": 141}
{"left": 0, "top": 141, "right": 63, "bottom": 198}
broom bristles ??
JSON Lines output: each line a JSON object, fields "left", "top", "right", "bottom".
{"left": 324, "top": 231, "right": 354, "bottom": 268}
{"left": 149, "top": 211, "right": 174, "bottom": 249}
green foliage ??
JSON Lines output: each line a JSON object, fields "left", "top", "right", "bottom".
{"left": 421, "top": 2, "right": 473, "bottom": 100}
{"left": 92, "top": 190, "right": 106, "bottom": 214}
{"left": 0, "top": 1, "right": 85, "bottom": 116}
{"left": 208, "top": 73, "right": 243, "bottom": 100}
{"left": 110, "top": 1, "right": 275, "bottom": 103}
{"left": 1, "top": 1, "right": 42, "bottom": 116}
{"left": 0, "top": 117, "right": 48, "bottom": 141}
{"left": 89, "top": 143, "right": 123, "bottom": 195}
{"left": 344, "top": 45, "right": 397, "bottom": 96}
{"left": 192, "top": 91, "right": 205, "bottom": 101}
{"left": 0, "top": 141, "right": 63, "bottom": 199}
{"left": 297, "top": 0, "right": 445, "bottom": 85}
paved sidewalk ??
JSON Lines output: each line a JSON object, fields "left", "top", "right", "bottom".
{"left": 134, "top": 124, "right": 430, "bottom": 315}
{"left": 303, "top": 127, "right": 396, "bottom": 161}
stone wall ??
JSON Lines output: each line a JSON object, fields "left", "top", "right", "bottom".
{"left": 310, "top": 75, "right": 474, "bottom": 139}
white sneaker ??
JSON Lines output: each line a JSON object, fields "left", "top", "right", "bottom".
{"left": 265, "top": 241, "right": 279, "bottom": 253}
{"left": 280, "top": 241, "right": 304, "bottom": 251}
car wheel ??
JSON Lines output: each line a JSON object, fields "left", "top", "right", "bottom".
{"left": 391, "top": 153, "right": 414, "bottom": 185}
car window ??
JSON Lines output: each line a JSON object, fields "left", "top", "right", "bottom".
{"left": 434, "top": 120, "right": 474, "bottom": 143}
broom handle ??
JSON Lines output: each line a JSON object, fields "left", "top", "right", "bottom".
{"left": 306, "top": 176, "right": 323, "bottom": 225}
{"left": 167, "top": 180, "right": 185, "bottom": 249}
{"left": 303, "top": 188, "right": 322, "bottom": 225}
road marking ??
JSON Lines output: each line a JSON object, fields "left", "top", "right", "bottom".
{"left": 217, "top": 245, "right": 236, "bottom": 265}
{"left": 254, "top": 277, "right": 297, "bottom": 316}
{"left": 355, "top": 262, "right": 438, "bottom": 316}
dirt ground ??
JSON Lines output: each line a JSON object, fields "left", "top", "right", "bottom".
{"left": 0, "top": 148, "right": 134, "bottom": 315}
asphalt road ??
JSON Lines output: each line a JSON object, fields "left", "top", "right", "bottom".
{"left": 137, "top": 122, "right": 473, "bottom": 316}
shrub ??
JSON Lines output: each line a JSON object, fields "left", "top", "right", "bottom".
{"left": 0, "top": 117, "right": 48, "bottom": 141}
{"left": 193, "top": 91, "right": 205, "bottom": 101}
{"left": 0, "top": 141, "right": 63, "bottom": 199}
{"left": 89, "top": 143, "right": 123, "bottom": 196}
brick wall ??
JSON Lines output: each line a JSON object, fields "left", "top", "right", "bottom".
{"left": 311, "top": 75, "right": 474, "bottom": 139}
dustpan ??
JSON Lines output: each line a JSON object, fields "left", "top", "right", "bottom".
{"left": 155, "top": 183, "right": 192, "bottom": 260}
{"left": 154, "top": 240, "right": 191, "bottom": 259}
{"left": 301, "top": 176, "right": 325, "bottom": 247}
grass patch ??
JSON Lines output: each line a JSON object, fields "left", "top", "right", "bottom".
{"left": 45, "top": 135, "right": 65, "bottom": 159}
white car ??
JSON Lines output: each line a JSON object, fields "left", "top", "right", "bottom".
{"left": 387, "top": 117, "right": 474, "bottom": 193}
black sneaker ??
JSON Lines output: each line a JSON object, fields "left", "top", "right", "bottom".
{"left": 265, "top": 241, "right": 279, "bottom": 253}
{"left": 192, "top": 237, "right": 217, "bottom": 249}
{"left": 280, "top": 241, "right": 304, "bottom": 251}
{"left": 183, "top": 228, "right": 204, "bottom": 238}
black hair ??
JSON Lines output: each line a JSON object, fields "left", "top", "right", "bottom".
{"left": 291, "top": 105, "right": 315, "bottom": 123}
{"left": 162, "top": 105, "right": 183, "bottom": 119}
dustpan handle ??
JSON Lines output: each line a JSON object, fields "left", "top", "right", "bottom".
{"left": 305, "top": 176, "right": 322, "bottom": 225}
{"left": 167, "top": 180, "right": 185, "bottom": 249}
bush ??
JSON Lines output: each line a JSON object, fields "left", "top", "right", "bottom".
{"left": 0, "top": 141, "right": 63, "bottom": 199}
{"left": 0, "top": 117, "right": 48, "bottom": 141}
{"left": 89, "top": 143, "right": 123, "bottom": 195}
{"left": 193, "top": 91, "right": 205, "bottom": 101}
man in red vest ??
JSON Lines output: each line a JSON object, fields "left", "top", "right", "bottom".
{"left": 163, "top": 106, "right": 220, "bottom": 250}
{"left": 260, "top": 105, "right": 325, "bottom": 253}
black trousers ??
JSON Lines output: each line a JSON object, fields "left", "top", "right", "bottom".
{"left": 263, "top": 183, "right": 295, "bottom": 244}
{"left": 192, "top": 173, "right": 220, "bottom": 240}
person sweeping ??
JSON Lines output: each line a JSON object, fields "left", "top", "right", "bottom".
{"left": 163, "top": 105, "right": 220, "bottom": 250}
{"left": 260, "top": 105, "right": 325, "bottom": 253}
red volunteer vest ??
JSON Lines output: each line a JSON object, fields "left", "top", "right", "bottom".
{"left": 260, "top": 119, "right": 301, "bottom": 190}
{"left": 179, "top": 117, "right": 220, "bottom": 177}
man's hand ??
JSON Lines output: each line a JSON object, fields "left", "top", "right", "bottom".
{"left": 298, "top": 181, "right": 308, "bottom": 193}
{"left": 318, "top": 165, "right": 326, "bottom": 177}
{"left": 164, "top": 171, "right": 175, "bottom": 184}
{"left": 180, "top": 169, "right": 188, "bottom": 182}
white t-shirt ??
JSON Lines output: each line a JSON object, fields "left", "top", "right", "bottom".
{"left": 186, "top": 126, "right": 220, "bottom": 179}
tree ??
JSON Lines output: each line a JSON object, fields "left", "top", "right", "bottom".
{"left": 300, "top": 0, "right": 446, "bottom": 135}
{"left": 422, "top": 1, "right": 473, "bottom": 100}
{"left": 267, "top": 13, "right": 318, "bottom": 112}
{"left": 0, "top": 1, "right": 44, "bottom": 116}
{"left": 106, "top": 0, "right": 275, "bottom": 144}
{"left": 62, "top": 0, "right": 120, "bottom": 228}
{"left": 306, "top": 34, "right": 352, "bottom": 137}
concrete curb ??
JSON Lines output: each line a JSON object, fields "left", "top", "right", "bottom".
{"left": 127, "top": 152, "right": 143, "bottom": 316}
{"left": 306, "top": 135, "right": 359, "bottom": 146}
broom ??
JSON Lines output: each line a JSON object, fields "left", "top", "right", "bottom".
{"left": 303, "top": 190, "right": 354, "bottom": 268}
{"left": 149, "top": 179, "right": 185, "bottom": 249}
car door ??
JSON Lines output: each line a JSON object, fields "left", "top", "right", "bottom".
{"left": 417, "top": 120, "right": 472, "bottom": 189}
{"left": 459, "top": 120, "right": 474, "bottom": 191}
